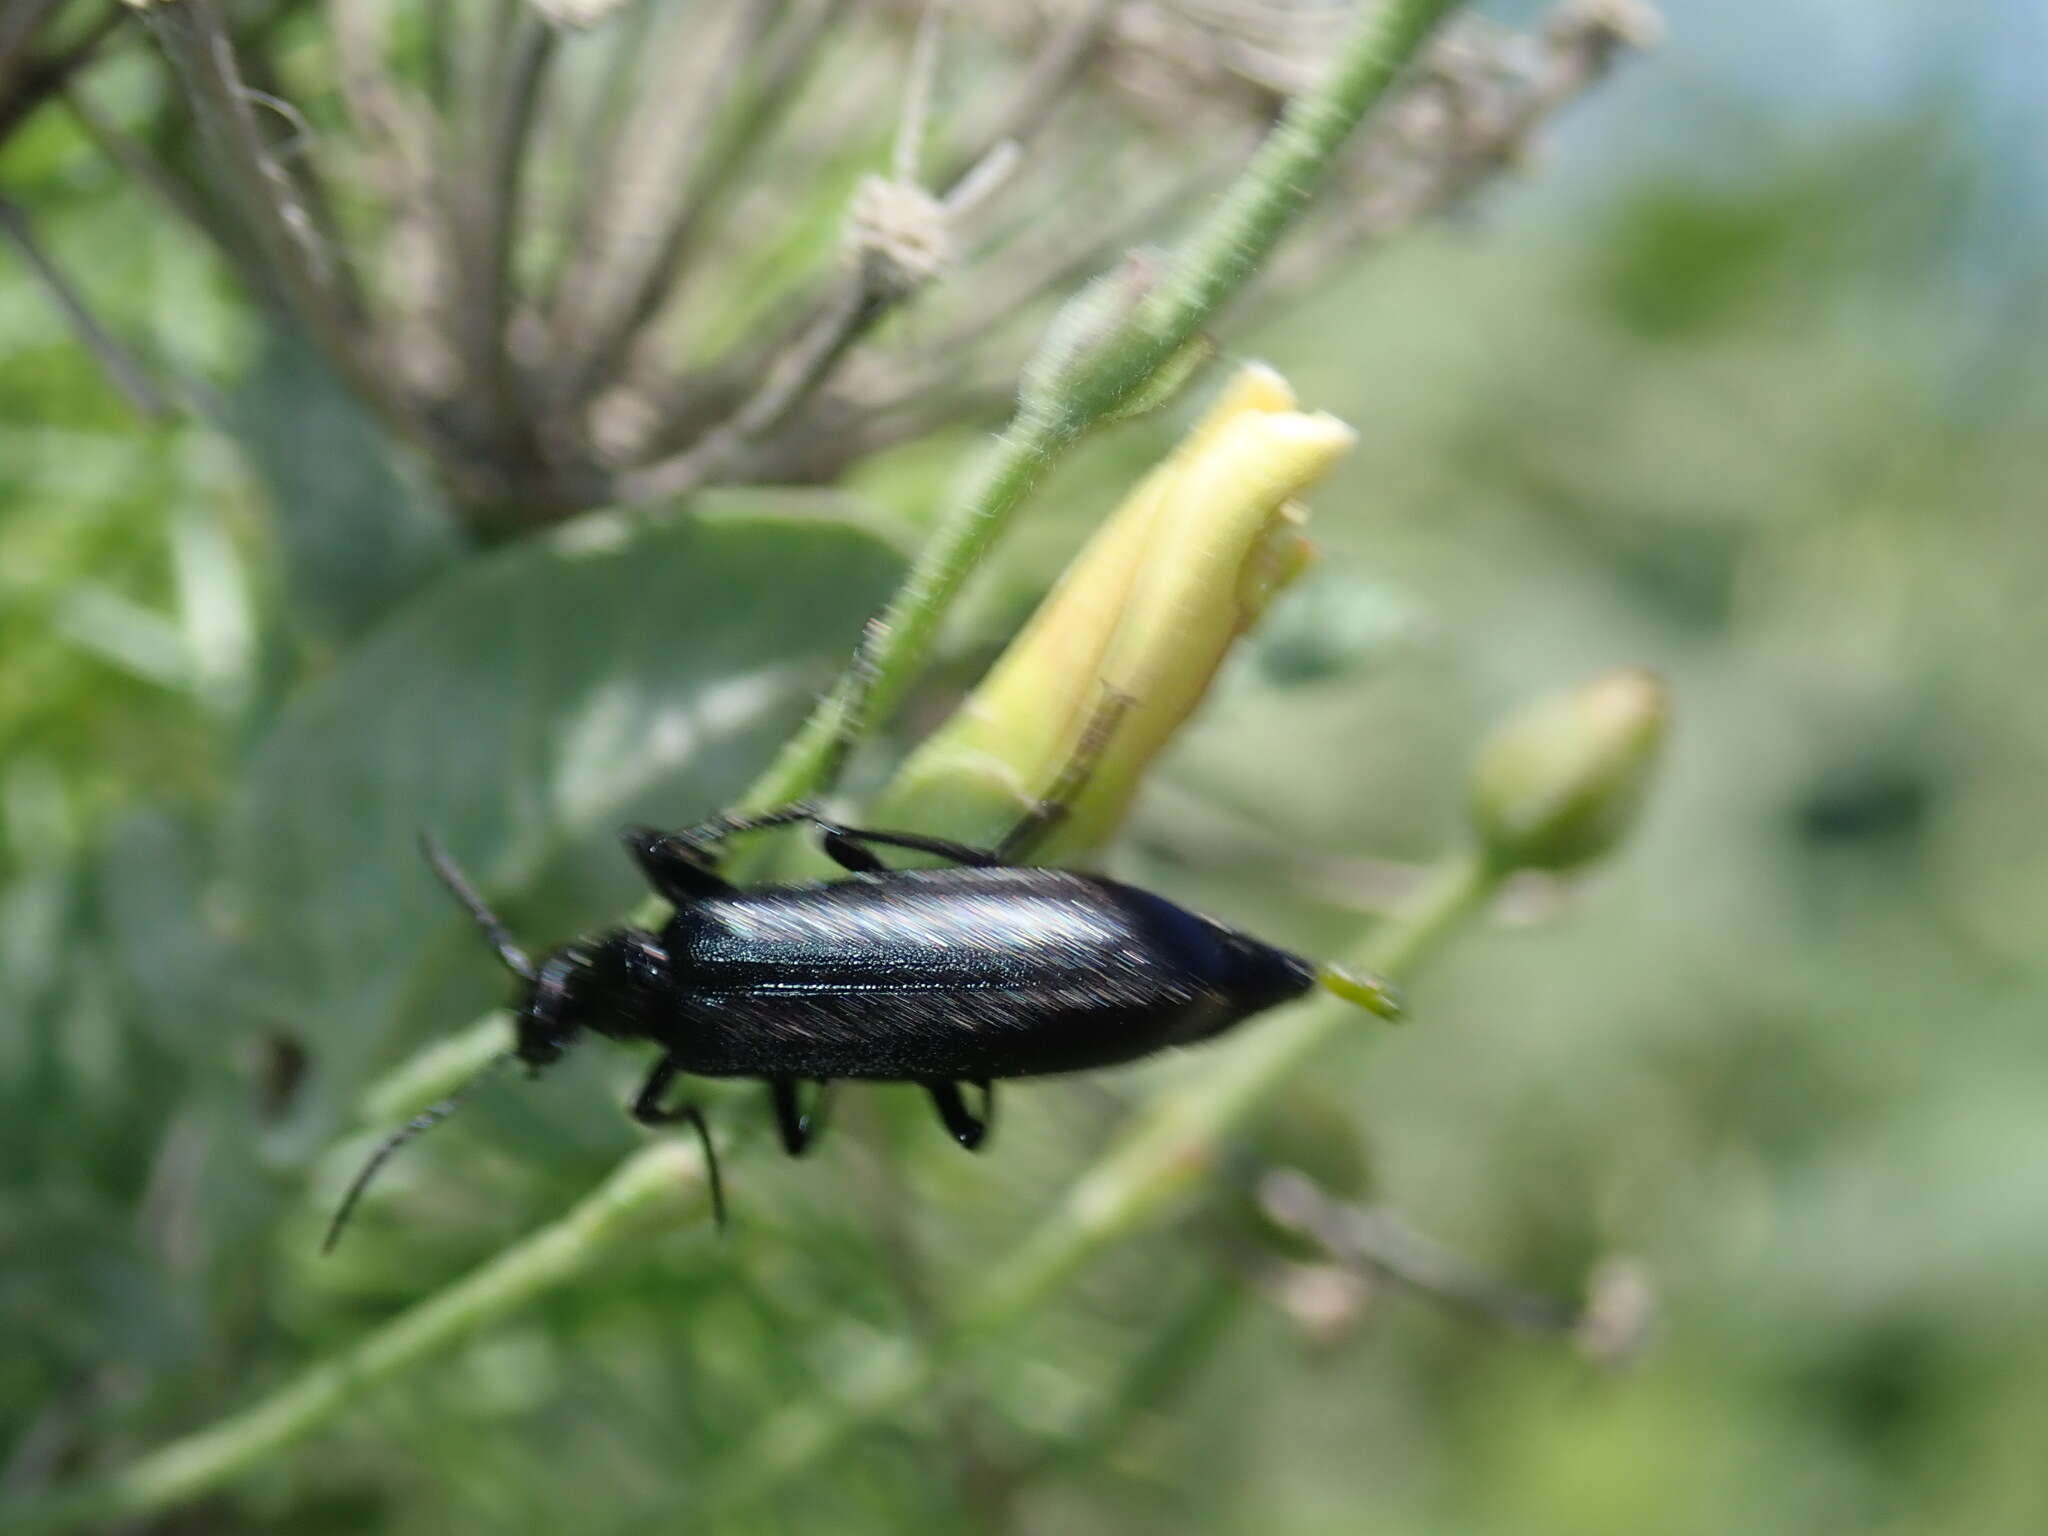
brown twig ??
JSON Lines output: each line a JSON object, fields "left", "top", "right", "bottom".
{"left": 544, "top": 1, "right": 765, "bottom": 373}
{"left": 613, "top": 143, "right": 1157, "bottom": 495}
{"left": 79, "top": 0, "right": 1649, "bottom": 536}
{"left": 612, "top": 4, "right": 1024, "bottom": 503}
{"left": 1256, "top": 1169, "right": 1656, "bottom": 1365}
{"left": 329, "top": 0, "right": 433, "bottom": 195}
{"left": 63, "top": 78, "right": 260, "bottom": 288}
{"left": 230, "top": 27, "right": 368, "bottom": 321}
{"left": 518, "top": 1, "right": 1124, "bottom": 503}
{"left": 0, "top": 2, "right": 126, "bottom": 142}
{"left": 464, "top": 10, "right": 558, "bottom": 444}
{"left": 0, "top": 195, "right": 171, "bottom": 417}
{"left": 419, "top": 0, "right": 453, "bottom": 110}
{"left": 735, "top": 376, "right": 1014, "bottom": 487}
{"left": 538, "top": 0, "right": 656, "bottom": 316}
{"left": 562, "top": 0, "right": 843, "bottom": 403}
{"left": 728, "top": 0, "right": 1658, "bottom": 492}
{"left": 611, "top": 164, "right": 993, "bottom": 502}
{"left": 328, "top": 0, "right": 461, "bottom": 396}
{"left": 615, "top": 274, "right": 887, "bottom": 501}
{"left": 919, "top": 159, "right": 1208, "bottom": 363}
{"left": 127, "top": 0, "right": 421, "bottom": 447}
{"left": 1255, "top": 0, "right": 1660, "bottom": 308}
{"left": 938, "top": 0, "right": 1121, "bottom": 185}
{"left": 0, "top": 0, "right": 66, "bottom": 83}
{"left": 611, "top": 0, "right": 1118, "bottom": 502}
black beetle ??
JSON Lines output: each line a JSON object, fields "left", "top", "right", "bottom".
{"left": 324, "top": 749, "right": 1399, "bottom": 1251}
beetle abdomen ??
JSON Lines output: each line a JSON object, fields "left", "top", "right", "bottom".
{"left": 660, "top": 867, "right": 1315, "bottom": 1079}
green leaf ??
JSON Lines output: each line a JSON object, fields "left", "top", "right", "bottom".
{"left": 227, "top": 330, "right": 462, "bottom": 643}
{"left": 231, "top": 508, "right": 903, "bottom": 1130}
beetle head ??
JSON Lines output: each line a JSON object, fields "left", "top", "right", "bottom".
{"left": 419, "top": 832, "right": 587, "bottom": 1071}
{"left": 513, "top": 947, "right": 586, "bottom": 1070}
{"left": 514, "top": 932, "right": 670, "bottom": 1071}
{"left": 328, "top": 839, "right": 668, "bottom": 1256}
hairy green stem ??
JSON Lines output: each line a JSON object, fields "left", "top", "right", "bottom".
{"left": 1137, "top": 0, "right": 1461, "bottom": 345}
{"left": 697, "top": 849, "right": 1499, "bottom": 1509}
{"left": 736, "top": 420, "right": 1076, "bottom": 815}
{"left": 4, "top": 1145, "right": 708, "bottom": 1535}
{"left": 358, "top": 1011, "right": 513, "bottom": 1124}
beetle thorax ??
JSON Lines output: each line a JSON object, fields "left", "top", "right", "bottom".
{"left": 513, "top": 929, "right": 671, "bottom": 1069}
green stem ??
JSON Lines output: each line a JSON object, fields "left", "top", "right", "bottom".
{"left": 356, "top": 1012, "right": 513, "bottom": 1123}
{"left": 699, "top": 849, "right": 1500, "bottom": 1510}
{"left": 5, "top": 1145, "right": 708, "bottom": 1535}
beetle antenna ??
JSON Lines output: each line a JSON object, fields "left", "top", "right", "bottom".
{"left": 421, "top": 832, "right": 534, "bottom": 980}
{"left": 322, "top": 1053, "right": 512, "bottom": 1254}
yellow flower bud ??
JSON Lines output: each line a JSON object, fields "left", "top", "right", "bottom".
{"left": 867, "top": 364, "right": 1356, "bottom": 859}
{"left": 1470, "top": 668, "right": 1670, "bottom": 873}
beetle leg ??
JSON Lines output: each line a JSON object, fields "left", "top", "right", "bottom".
{"left": 629, "top": 1056, "right": 728, "bottom": 1229}
{"left": 629, "top": 803, "right": 825, "bottom": 889}
{"left": 628, "top": 1055, "right": 683, "bottom": 1123}
{"left": 818, "top": 823, "right": 1005, "bottom": 870}
{"left": 968, "top": 1079, "right": 994, "bottom": 1143}
{"left": 639, "top": 807, "right": 1004, "bottom": 886}
{"left": 994, "top": 686, "right": 1136, "bottom": 862}
{"left": 700, "top": 617, "right": 889, "bottom": 841}
{"left": 805, "top": 677, "right": 1131, "bottom": 872}
{"left": 622, "top": 824, "right": 735, "bottom": 903}
{"left": 769, "top": 1076, "right": 834, "bottom": 1156}
{"left": 819, "top": 829, "right": 889, "bottom": 874}
{"left": 926, "top": 1079, "right": 995, "bottom": 1150}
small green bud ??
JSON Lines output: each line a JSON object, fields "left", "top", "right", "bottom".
{"left": 1018, "top": 257, "right": 1152, "bottom": 424}
{"left": 1016, "top": 251, "right": 1209, "bottom": 427}
{"left": 1470, "top": 668, "right": 1669, "bottom": 873}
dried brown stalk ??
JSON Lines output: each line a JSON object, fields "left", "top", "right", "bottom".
{"left": 0, "top": 195, "right": 170, "bottom": 417}
{"left": 31, "top": 0, "right": 1653, "bottom": 533}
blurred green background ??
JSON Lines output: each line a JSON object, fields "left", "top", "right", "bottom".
{"left": 5, "top": 0, "right": 2046, "bottom": 1531}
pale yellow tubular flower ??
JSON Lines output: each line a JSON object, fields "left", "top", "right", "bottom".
{"left": 865, "top": 364, "right": 1356, "bottom": 861}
